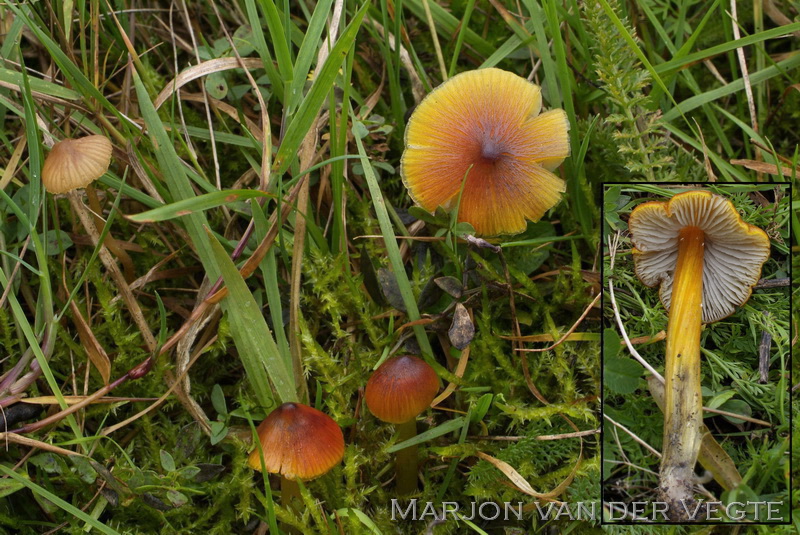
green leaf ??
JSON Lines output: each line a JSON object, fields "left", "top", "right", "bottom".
{"left": 604, "top": 357, "right": 641, "bottom": 395}
{"left": 706, "top": 390, "right": 736, "bottom": 411}
{"left": 603, "top": 328, "right": 621, "bottom": 360}
{"left": 719, "top": 399, "right": 752, "bottom": 425}
{"left": 387, "top": 417, "right": 465, "bottom": 453}
{"left": 210, "top": 421, "right": 228, "bottom": 446}
{"left": 471, "top": 394, "right": 493, "bottom": 423}
{"left": 0, "top": 473, "right": 26, "bottom": 499}
{"left": 205, "top": 229, "right": 296, "bottom": 405}
{"left": 127, "top": 190, "right": 274, "bottom": 223}
{"left": 160, "top": 450, "right": 176, "bottom": 472}
{"left": 211, "top": 384, "right": 228, "bottom": 416}
{"left": 39, "top": 230, "right": 73, "bottom": 256}
{"left": 334, "top": 509, "right": 384, "bottom": 534}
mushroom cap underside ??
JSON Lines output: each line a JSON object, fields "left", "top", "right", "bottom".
{"left": 400, "top": 68, "right": 570, "bottom": 236}
{"left": 628, "top": 190, "right": 770, "bottom": 323}
{"left": 248, "top": 402, "right": 344, "bottom": 480}
{"left": 42, "top": 135, "right": 113, "bottom": 194}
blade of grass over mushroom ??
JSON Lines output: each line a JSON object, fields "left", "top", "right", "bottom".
{"left": 386, "top": 417, "right": 466, "bottom": 453}
{"left": 127, "top": 190, "right": 276, "bottom": 223}
{"left": 353, "top": 121, "right": 456, "bottom": 383}
{"left": 206, "top": 229, "right": 296, "bottom": 407}
{"left": 271, "top": 2, "right": 368, "bottom": 178}
{"left": 0, "top": 465, "right": 121, "bottom": 535}
{"left": 252, "top": 203, "right": 292, "bottom": 373}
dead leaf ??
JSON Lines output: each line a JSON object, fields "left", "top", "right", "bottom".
{"left": 731, "top": 159, "right": 796, "bottom": 177}
{"left": 448, "top": 303, "right": 474, "bottom": 350}
{"left": 70, "top": 301, "right": 111, "bottom": 384}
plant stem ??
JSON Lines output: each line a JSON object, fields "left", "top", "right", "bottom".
{"left": 660, "top": 225, "right": 704, "bottom": 518}
{"left": 396, "top": 419, "right": 419, "bottom": 495}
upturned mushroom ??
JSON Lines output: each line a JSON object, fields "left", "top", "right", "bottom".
{"left": 401, "top": 68, "right": 570, "bottom": 236}
{"left": 249, "top": 402, "right": 344, "bottom": 515}
{"left": 365, "top": 355, "right": 439, "bottom": 494}
{"left": 628, "top": 190, "right": 770, "bottom": 519}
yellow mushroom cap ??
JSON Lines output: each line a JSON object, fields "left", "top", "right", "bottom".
{"left": 41, "top": 135, "right": 113, "bottom": 194}
{"left": 628, "top": 190, "right": 771, "bottom": 323}
{"left": 401, "top": 68, "right": 570, "bottom": 236}
{"left": 247, "top": 402, "right": 344, "bottom": 480}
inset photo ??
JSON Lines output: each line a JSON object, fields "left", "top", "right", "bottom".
{"left": 602, "top": 184, "right": 791, "bottom": 524}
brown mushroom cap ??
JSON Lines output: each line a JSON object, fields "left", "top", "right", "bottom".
{"left": 247, "top": 402, "right": 344, "bottom": 480}
{"left": 41, "top": 135, "right": 112, "bottom": 194}
{"left": 628, "top": 190, "right": 770, "bottom": 323}
{"left": 365, "top": 355, "right": 439, "bottom": 424}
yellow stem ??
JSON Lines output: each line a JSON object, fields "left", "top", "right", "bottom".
{"left": 661, "top": 226, "right": 704, "bottom": 513}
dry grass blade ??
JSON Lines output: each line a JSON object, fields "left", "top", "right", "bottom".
{"left": 68, "top": 300, "right": 111, "bottom": 385}
{"left": 153, "top": 57, "right": 265, "bottom": 110}
{"left": 0, "top": 433, "right": 86, "bottom": 458}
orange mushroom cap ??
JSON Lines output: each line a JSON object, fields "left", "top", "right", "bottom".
{"left": 401, "top": 68, "right": 570, "bottom": 236}
{"left": 628, "top": 190, "right": 770, "bottom": 323}
{"left": 41, "top": 135, "right": 113, "bottom": 194}
{"left": 365, "top": 355, "right": 439, "bottom": 424}
{"left": 248, "top": 402, "right": 344, "bottom": 480}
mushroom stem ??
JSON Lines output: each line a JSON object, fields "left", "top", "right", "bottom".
{"left": 395, "top": 419, "right": 419, "bottom": 495}
{"left": 67, "top": 191, "right": 157, "bottom": 352}
{"left": 660, "top": 225, "right": 704, "bottom": 514}
{"left": 280, "top": 476, "right": 302, "bottom": 534}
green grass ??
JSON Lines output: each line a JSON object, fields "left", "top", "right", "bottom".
{"left": 0, "top": 0, "right": 797, "bottom": 533}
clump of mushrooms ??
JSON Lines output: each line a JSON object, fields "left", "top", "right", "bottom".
{"left": 365, "top": 355, "right": 439, "bottom": 495}
{"left": 401, "top": 68, "right": 570, "bottom": 236}
{"left": 628, "top": 190, "right": 770, "bottom": 519}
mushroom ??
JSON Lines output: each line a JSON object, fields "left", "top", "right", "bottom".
{"left": 42, "top": 135, "right": 153, "bottom": 351}
{"left": 41, "top": 135, "right": 113, "bottom": 194}
{"left": 627, "top": 190, "right": 770, "bottom": 519}
{"left": 365, "top": 355, "right": 439, "bottom": 494}
{"left": 249, "top": 402, "right": 344, "bottom": 513}
{"left": 401, "top": 68, "right": 570, "bottom": 236}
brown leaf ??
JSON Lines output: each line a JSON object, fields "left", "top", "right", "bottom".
{"left": 70, "top": 301, "right": 111, "bottom": 384}
{"left": 730, "top": 159, "right": 796, "bottom": 176}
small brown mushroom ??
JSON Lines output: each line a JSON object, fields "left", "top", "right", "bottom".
{"left": 249, "top": 402, "right": 344, "bottom": 527}
{"left": 41, "top": 135, "right": 112, "bottom": 194}
{"left": 365, "top": 355, "right": 439, "bottom": 494}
